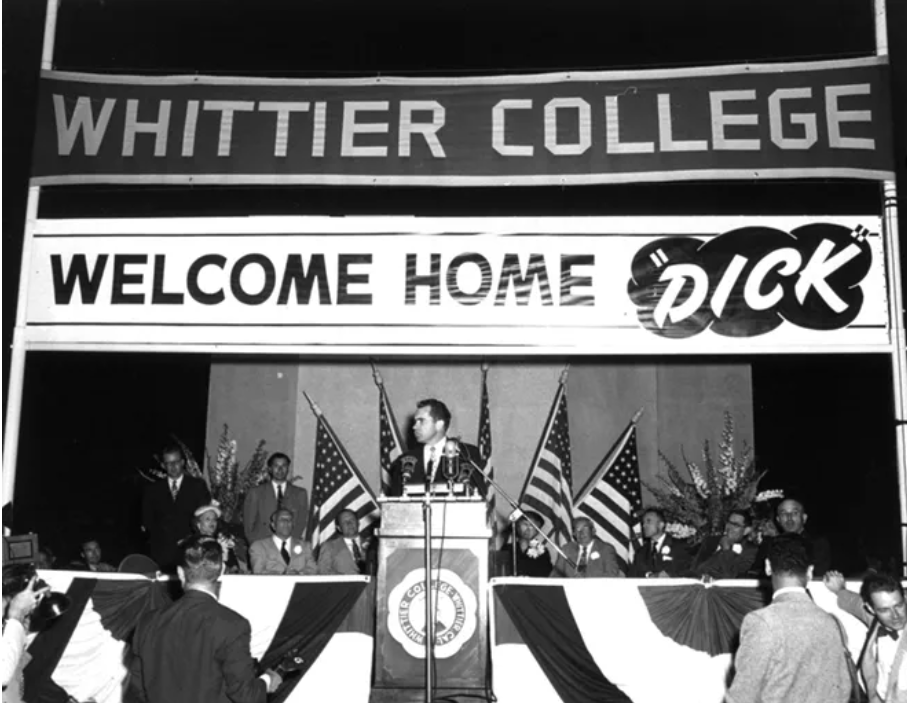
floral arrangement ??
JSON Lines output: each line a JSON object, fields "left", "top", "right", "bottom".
{"left": 646, "top": 412, "right": 767, "bottom": 544}
{"left": 206, "top": 424, "right": 270, "bottom": 524}
{"left": 526, "top": 539, "right": 546, "bottom": 559}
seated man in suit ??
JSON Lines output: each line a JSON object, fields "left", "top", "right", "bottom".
{"left": 243, "top": 453, "right": 309, "bottom": 545}
{"left": 727, "top": 534, "right": 851, "bottom": 703}
{"left": 824, "top": 569, "right": 907, "bottom": 703}
{"left": 317, "top": 509, "right": 372, "bottom": 575}
{"left": 389, "top": 398, "right": 486, "bottom": 498}
{"left": 628, "top": 507, "right": 691, "bottom": 578}
{"left": 130, "top": 535, "right": 282, "bottom": 703}
{"left": 552, "top": 517, "right": 623, "bottom": 578}
{"left": 689, "top": 510, "right": 758, "bottom": 580}
{"left": 68, "top": 537, "right": 116, "bottom": 573}
{"left": 249, "top": 509, "right": 317, "bottom": 576}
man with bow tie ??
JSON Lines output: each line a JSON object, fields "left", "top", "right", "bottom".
{"left": 317, "top": 509, "right": 372, "bottom": 575}
{"left": 628, "top": 507, "right": 690, "bottom": 578}
{"left": 825, "top": 570, "right": 907, "bottom": 702}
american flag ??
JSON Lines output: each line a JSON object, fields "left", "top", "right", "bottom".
{"left": 307, "top": 412, "right": 379, "bottom": 551}
{"left": 377, "top": 381, "right": 405, "bottom": 496}
{"left": 518, "top": 380, "right": 573, "bottom": 545}
{"left": 478, "top": 365, "right": 497, "bottom": 541}
{"left": 574, "top": 415, "right": 643, "bottom": 572}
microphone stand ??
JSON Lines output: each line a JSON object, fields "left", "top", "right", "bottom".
{"left": 456, "top": 447, "right": 577, "bottom": 572}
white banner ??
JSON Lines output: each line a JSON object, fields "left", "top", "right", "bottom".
{"left": 25, "top": 216, "right": 887, "bottom": 354}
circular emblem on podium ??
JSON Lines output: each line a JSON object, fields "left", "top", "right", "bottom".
{"left": 387, "top": 568, "right": 477, "bottom": 659}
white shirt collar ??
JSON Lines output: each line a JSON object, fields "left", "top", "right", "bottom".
{"left": 170, "top": 475, "right": 184, "bottom": 489}
{"left": 772, "top": 586, "right": 808, "bottom": 600}
{"left": 652, "top": 534, "right": 666, "bottom": 551}
{"left": 272, "top": 535, "right": 293, "bottom": 550}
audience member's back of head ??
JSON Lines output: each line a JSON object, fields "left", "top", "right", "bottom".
{"left": 767, "top": 533, "right": 811, "bottom": 581}
{"left": 179, "top": 535, "right": 223, "bottom": 585}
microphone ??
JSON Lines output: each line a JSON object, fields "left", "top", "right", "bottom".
{"left": 442, "top": 438, "right": 460, "bottom": 481}
{"left": 401, "top": 454, "right": 417, "bottom": 482}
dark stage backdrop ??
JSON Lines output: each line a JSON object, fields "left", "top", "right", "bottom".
{"left": 9, "top": 352, "right": 900, "bottom": 574}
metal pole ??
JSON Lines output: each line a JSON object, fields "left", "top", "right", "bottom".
{"left": 873, "top": 0, "right": 907, "bottom": 576}
{"left": 423, "top": 494, "right": 434, "bottom": 702}
{"left": 2, "top": 0, "right": 60, "bottom": 514}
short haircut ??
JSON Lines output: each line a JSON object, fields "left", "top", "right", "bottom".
{"left": 574, "top": 516, "right": 594, "bottom": 532}
{"left": 179, "top": 535, "right": 223, "bottom": 584}
{"left": 777, "top": 497, "right": 805, "bottom": 514}
{"left": 270, "top": 508, "right": 295, "bottom": 524}
{"left": 642, "top": 507, "right": 666, "bottom": 523}
{"left": 860, "top": 571, "right": 904, "bottom": 604}
{"left": 80, "top": 537, "right": 100, "bottom": 549}
{"left": 161, "top": 444, "right": 184, "bottom": 460}
{"left": 520, "top": 510, "right": 545, "bottom": 528}
{"left": 2, "top": 564, "right": 35, "bottom": 596}
{"left": 767, "top": 534, "right": 810, "bottom": 577}
{"left": 728, "top": 509, "right": 753, "bottom": 527}
{"left": 335, "top": 508, "right": 357, "bottom": 527}
{"left": 417, "top": 399, "right": 451, "bottom": 428}
{"left": 268, "top": 452, "right": 291, "bottom": 467}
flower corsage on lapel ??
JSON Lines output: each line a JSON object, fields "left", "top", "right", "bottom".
{"left": 660, "top": 545, "right": 673, "bottom": 561}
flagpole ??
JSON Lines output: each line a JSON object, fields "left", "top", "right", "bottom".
{"left": 516, "top": 364, "right": 570, "bottom": 501}
{"left": 574, "top": 407, "right": 644, "bottom": 505}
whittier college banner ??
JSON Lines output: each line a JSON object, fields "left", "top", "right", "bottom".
{"left": 24, "top": 216, "right": 888, "bottom": 354}
{"left": 31, "top": 57, "right": 893, "bottom": 186}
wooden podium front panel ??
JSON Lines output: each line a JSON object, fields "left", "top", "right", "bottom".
{"left": 375, "top": 534, "right": 489, "bottom": 689}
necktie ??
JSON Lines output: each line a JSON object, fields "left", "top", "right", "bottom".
{"left": 277, "top": 484, "right": 285, "bottom": 508}
{"left": 351, "top": 540, "right": 364, "bottom": 572}
{"left": 879, "top": 625, "right": 901, "bottom": 641}
{"left": 280, "top": 540, "right": 291, "bottom": 565}
{"left": 170, "top": 480, "right": 178, "bottom": 500}
{"left": 577, "top": 546, "right": 588, "bottom": 574}
{"left": 650, "top": 540, "right": 659, "bottom": 562}
{"left": 428, "top": 447, "right": 437, "bottom": 481}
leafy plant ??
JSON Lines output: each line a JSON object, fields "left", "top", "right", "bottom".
{"left": 646, "top": 412, "right": 766, "bottom": 544}
{"left": 206, "top": 424, "right": 270, "bottom": 524}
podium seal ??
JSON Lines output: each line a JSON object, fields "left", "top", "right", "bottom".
{"left": 388, "top": 567, "right": 478, "bottom": 659}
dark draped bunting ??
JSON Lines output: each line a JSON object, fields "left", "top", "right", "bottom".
{"left": 259, "top": 580, "right": 367, "bottom": 703}
{"left": 637, "top": 583, "right": 769, "bottom": 655}
{"left": 92, "top": 579, "right": 173, "bottom": 641}
{"left": 496, "top": 584, "right": 634, "bottom": 703}
{"left": 23, "top": 578, "right": 96, "bottom": 703}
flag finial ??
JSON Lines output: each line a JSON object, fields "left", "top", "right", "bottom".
{"left": 303, "top": 391, "right": 322, "bottom": 418}
{"left": 370, "top": 360, "right": 384, "bottom": 387}
{"left": 559, "top": 363, "right": 570, "bottom": 386}
{"left": 632, "top": 407, "right": 645, "bottom": 424}
{"left": 481, "top": 359, "right": 490, "bottom": 374}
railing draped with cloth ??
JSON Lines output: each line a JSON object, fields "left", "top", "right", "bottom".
{"left": 490, "top": 577, "right": 869, "bottom": 703}
{"left": 22, "top": 572, "right": 373, "bottom": 703}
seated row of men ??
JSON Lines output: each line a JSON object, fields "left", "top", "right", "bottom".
{"left": 512, "top": 496, "right": 831, "bottom": 579}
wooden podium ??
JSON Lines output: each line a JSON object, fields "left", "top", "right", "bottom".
{"left": 373, "top": 496, "right": 491, "bottom": 692}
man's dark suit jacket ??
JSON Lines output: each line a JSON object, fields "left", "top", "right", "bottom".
{"left": 689, "top": 535, "right": 758, "bottom": 579}
{"left": 628, "top": 534, "right": 691, "bottom": 577}
{"left": 389, "top": 440, "right": 487, "bottom": 498}
{"left": 141, "top": 475, "right": 210, "bottom": 569}
{"left": 130, "top": 589, "right": 267, "bottom": 703}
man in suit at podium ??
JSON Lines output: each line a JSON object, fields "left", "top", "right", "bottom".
{"left": 390, "top": 398, "right": 487, "bottom": 498}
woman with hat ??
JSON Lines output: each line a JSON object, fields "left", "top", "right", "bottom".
{"left": 511, "top": 510, "right": 553, "bottom": 578}
{"left": 191, "top": 502, "right": 248, "bottom": 574}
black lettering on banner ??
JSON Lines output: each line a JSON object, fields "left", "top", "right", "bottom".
{"left": 337, "top": 254, "right": 372, "bottom": 305}
{"left": 494, "top": 253, "right": 553, "bottom": 306}
{"left": 51, "top": 254, "right": 108, "bottom": 304}
{"left": 405, "top": 253, "right": 441, "bottom": 305}
{"left": 277, "top": 254, "right": 331, "bottom": 305}
{"left": 230, "top": 254, "right": 275, "bottom": 305}
{"left": 627, "top": 223, "right": 873, "bottom": 338}
{"left": 447, "top": 253, "right": 492, "bottom": 305}
{"left": 187, "top": 254, "right": 226, "bottom": 305}
{"left": 111, "top": 254, "right": 147, "bottom": 304}
{"left": 151, "top": 254, "right": 184, "bottom": 304}
{"left": 560, "top": 254, "right": 595, "bottom": 306}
